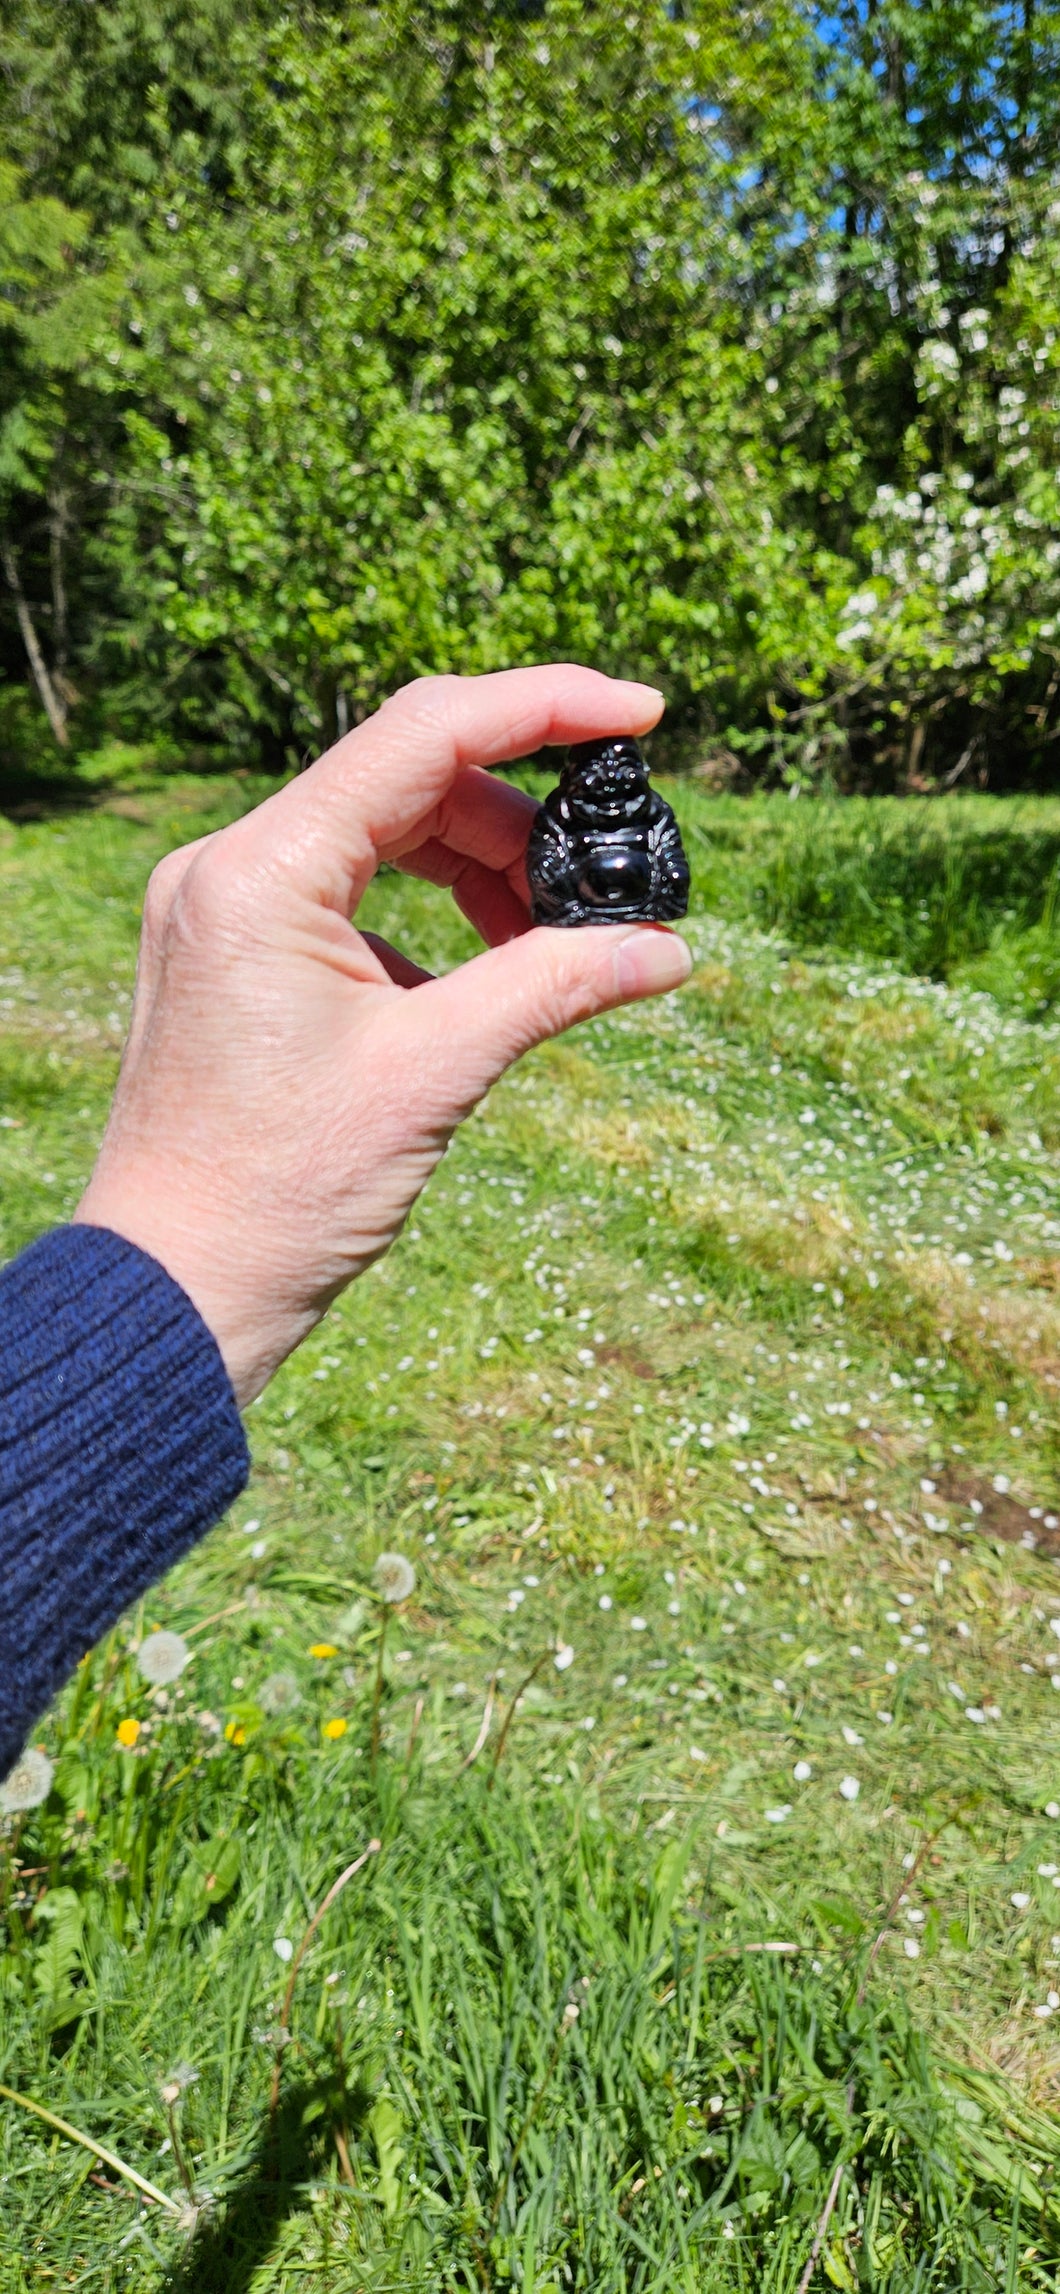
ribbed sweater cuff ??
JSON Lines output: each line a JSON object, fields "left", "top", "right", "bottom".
{"left": 0, "top": 1224, "right": 249, "bottom": 1777}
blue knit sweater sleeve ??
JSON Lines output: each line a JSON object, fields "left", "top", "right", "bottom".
{"left": 0, "top": 1224, "right": 249, "bottom": 1778}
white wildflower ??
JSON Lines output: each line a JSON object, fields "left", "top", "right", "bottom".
{"left": 764, "top": 1806, "right": 791, "bottom": 1824}
{"left": 0, "top": 1747, "right": 54, "bottom": 1812}
{"left": 137, "top": 1631, "right": 191, "bottom": 1687}
{"left": 629, "top": 1616, "right": 647, "bottom": 1633}
{"left": 904, "top": 1937, "right": 921, "bottom": 1959}
{"left": 373, "top": 1552, "right": 416, "bottom": 1604}
{"left": 793, "top": 1761, "right": 812, "bottom": 1782}
{"left": 839, "top": 1776, "right": 860, "bottom": 1803}
{"left": 273, "top": 1937, "right": 294, "bottom": 1962}
{"left": 554, "top": 1643, "right": 575, "bottom": 1672}
{"left": 1011, "top": 1893, "right": 1031, "bottom": 1910}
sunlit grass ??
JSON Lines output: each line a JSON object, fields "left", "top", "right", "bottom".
{"left": 1, "top": 770, "right": 1059, "bottom": 2288}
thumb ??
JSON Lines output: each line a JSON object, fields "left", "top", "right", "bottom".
{"left": 386, "top": 922, "right": 693, "bottom": 1112}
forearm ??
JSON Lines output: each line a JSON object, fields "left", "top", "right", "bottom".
{"left": 0, "top": 1225, "right": 248, "bottom": 1777}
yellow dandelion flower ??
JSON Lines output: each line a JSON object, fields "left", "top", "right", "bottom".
{"left": 224, "top": 1721, "right": 246, "bottom": 1746}
{"left": 309, "top": 1642, "right": 338, "bottom": 1659}
{"left": 322, "top": 1717, "right": 347, "bottom": 1741}
{"left": 116, "top": 1717, "right": 140, "bottom": 1748}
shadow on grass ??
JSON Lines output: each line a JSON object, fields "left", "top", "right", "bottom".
{"left": 0, "top": 759, "right": 99, "bottom": 822}
{"left": 161, "top": 2081, "right": 345, "bottom": 2294}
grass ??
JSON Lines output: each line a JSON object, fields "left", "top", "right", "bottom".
{"left": 689, "top": 792, "right": 1060, "bottom": 1014}
{"left": 1, "top": 764, "right": 1060, "bottom": 2289}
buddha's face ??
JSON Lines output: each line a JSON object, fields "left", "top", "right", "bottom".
{"left": 561, "top": 738, "right": 652, "bottom": 825}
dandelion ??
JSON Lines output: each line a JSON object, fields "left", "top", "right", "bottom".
{"left": 137, "top": 1631, "right": 191, "bottom": 1687}
{"left": 0, "top": 1747, "right": 53, "bottom": 1812}
{"left": 116, "top": 1717, "right": 140, "bottom": 1748}
{"left": 554, "top": 1643, "right": 575, "bottom": 1672}
{"left": 372, "top": 1553, "right": 416, "bottom": 1605}
{"left": 273, "top": 1937, "right": 294, "bottom": 1962}
{"left": 322, "top": 1717, "right": 347, "bottom": 1741}
{"left": 259, "top": 1672, "right": 300, "bottom": 1715}
{"left": 160, "top": 2063, "right": 199, "bottom": 2105}
{"left": 309, "top": 1642, "right": 338, "bottom": 1660}
{"left": 839, "top": 1776, "right": 860, "bottom": 1802}
{"left": 225, "top": 1721, "right": 246, "bottom": 1745}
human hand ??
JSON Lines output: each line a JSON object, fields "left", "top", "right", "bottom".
{"left": 75, "top": 666, "right": 691, "bottom": 1404}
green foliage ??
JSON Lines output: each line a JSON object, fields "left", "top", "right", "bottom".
{"left": 2, "top": 1, "right": 1060, "bottom": 776}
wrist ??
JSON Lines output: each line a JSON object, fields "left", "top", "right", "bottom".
{"left": 73, "top": 1175, "right": 294, "bottom": 1408}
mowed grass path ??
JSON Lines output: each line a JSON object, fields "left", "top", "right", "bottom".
{"left": 1, "top": 770, "right": 1059, "bottom": 2290}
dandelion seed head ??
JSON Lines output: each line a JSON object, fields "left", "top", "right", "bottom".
{"left": 0, "top": 1747, "right": 53, "bottom": 1812}
{"left": 137, "top": 1631, "right": 191, "bottom": 1687}
{"left": 259, "top": 1672, "right": 300, "bottom": 1715}
{"left": 372, "top": 1552, "right": 416, "bottom": 1604}
{"left": 160, "top": 2062, "right": 199, "bottom": 2104}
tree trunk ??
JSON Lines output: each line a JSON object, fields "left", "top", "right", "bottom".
{"left": 49, "top": 483, "right": 69, "bottom": 678}
{"left": 1, "top": 538, "right": 69, "bottom": 747}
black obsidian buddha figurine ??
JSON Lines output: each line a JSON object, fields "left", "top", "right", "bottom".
{"left": 526, "top": 736, "right": 690, "bottom": 928}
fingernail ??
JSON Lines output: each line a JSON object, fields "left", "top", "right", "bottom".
{"left": 615, "top": 928, "right": 693, "bottom": 1000}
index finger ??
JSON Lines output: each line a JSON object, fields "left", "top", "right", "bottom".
{"left": 227, "top": 666, "right": 664, "bottom": 911}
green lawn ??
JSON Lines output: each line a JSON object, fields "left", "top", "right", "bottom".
{"left": 1, "top": 766, "right": 1059, "bottom": 2291}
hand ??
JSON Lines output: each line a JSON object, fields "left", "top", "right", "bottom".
{"left": 75, "top": 666, "right": 691, "bottom": 1404}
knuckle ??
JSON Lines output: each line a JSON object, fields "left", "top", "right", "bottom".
{"left": 383, "top": 672, "right": 462, "bottom": 726}
{"left": 141, "top": 851, "right": 184, "bottom": 936}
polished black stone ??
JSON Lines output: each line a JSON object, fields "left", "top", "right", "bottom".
{"left": 526, "top": 736, "right": 690, "bottom": 927}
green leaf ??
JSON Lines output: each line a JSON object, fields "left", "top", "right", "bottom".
{"left": 170, "top": 1833, "right": 243, "bottom": 1929}
{"left": 368, "top": 2095, "right": 405, "bottom": 2218}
